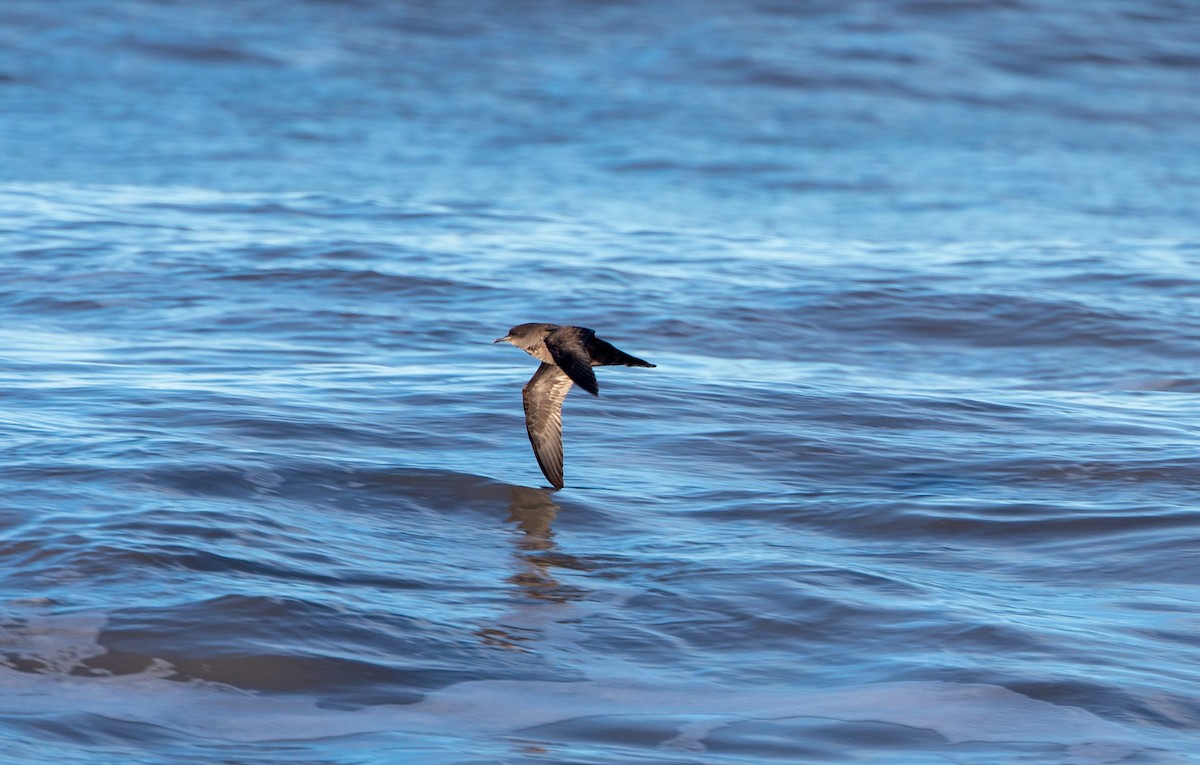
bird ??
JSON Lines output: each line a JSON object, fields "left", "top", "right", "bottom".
{"left": 494, "top": 323, "right": 656, "bottom": 489}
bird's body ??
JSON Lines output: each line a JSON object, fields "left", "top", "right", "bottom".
{"left": 494, "top": 323, "right": 656, "bottom": 488}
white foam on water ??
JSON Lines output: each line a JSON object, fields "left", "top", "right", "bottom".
{"left": 0, "top": 612, "right": 1182, "bottom": 764}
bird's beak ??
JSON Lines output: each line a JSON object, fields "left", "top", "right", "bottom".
{"left": 493, "top": 336, "right": 509, "bottom": 344}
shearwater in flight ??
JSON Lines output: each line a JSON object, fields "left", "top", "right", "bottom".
{"left": 494, "top": 323, "right": 656, "bottom": 489}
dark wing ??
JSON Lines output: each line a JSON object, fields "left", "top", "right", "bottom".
{"left": 522, "top": 363, "right": 574, "bottom": 489}
{"left": 544, "top": 326, "right": 600, "bottom": 395}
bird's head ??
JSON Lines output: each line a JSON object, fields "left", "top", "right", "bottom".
{"left": 493, "top": 323, "right": 559, "bottom": 350}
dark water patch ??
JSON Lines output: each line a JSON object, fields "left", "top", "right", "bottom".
{"left": 889, "top": 504, "right": 1200, "bottom": 544}
{"left": 1, "top": 295, "right": 116, "bottom": 314}
{"left": 0, "top": 713, "right": 190, "bottom": 752}
{"left": 36, "top": 543, "right": 361, "bottom": 591}
{"left": 736, "top": 66, "right": 921, "bottom": 99}
{"left": 93, "top": 594, "right": 545, "bottom": 692}
{"left": 766, "top": 176, "right": 893, "bottom": 194}
{"left": 992, "top": 455, "right": 1200, "bottom": 494}
{"left": 124, "top": 40, "right": 283, "bottom": 67}
{"left": 210, "top": 266, "right": 474, "bottom": 292}
{"left": 901, "top": 0, "right": 1028, "bottom": 17}
{"left": 809, "top": 287, "right": 1187, "bottom": 352}
{"left": 704, "top": 717, "right": 953, "bottom": 763}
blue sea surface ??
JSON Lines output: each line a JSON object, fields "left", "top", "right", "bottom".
{"left": 1, "top": 1, "right": 1199, "bottom": 763}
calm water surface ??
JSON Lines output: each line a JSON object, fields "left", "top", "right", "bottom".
{"left": 1, "top": 1, "right": 1199, "bottom": 763}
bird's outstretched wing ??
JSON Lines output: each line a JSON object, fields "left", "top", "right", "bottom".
{"left": 522, "top": 363, "right": 575, "bottom": 489}
{"left": 544, "top": 326, "right": 600, "bottom": 395}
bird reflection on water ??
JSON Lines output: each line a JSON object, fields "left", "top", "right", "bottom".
{"left": 503, "top": 485, "right": 598, "bottom": 604}
{"left": 475, "top": 486, "right": 595, "bottom": 651}
{"left": 506, "top": 486, "right": 559, "bottom": 550}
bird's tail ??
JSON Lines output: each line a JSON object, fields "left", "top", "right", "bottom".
{"left": 592, "top": 338, "right": 656, "bottom": 368}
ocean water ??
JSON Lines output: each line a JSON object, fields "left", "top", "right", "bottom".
{"left": 2, "top": 1, "right": 1200, "bottom": 763}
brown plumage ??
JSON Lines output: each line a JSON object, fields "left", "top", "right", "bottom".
{"left": 494, "top": 323, "right": 656, "bottom": 488}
